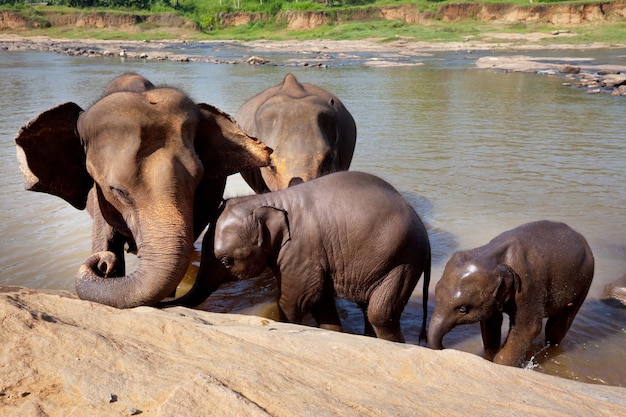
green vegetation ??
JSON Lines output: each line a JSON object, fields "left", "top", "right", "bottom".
{"left": 1, "top": 0, "right": 624, "bottom": 43}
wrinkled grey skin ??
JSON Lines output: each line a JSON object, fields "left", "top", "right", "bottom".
{"left": 428, "top": 220, "right": 594, "bottom": 367}
{"left": 15, "top": 73, "right": 272, "bottom": 308}
{"left": 204, "top": 171, "right": 431, "bottom": 343}
{"left": 236, "top": 73, "right": 357, "bottom": 193}
{"left": 102, "top": 72, "right": 156, "bottom": 95}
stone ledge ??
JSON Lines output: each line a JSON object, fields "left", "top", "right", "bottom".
{"left": 1, "top": 286, "right": 625, "bottom": 416}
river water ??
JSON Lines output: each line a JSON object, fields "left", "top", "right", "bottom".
{"left": 1, "top": 45, "right": 625, "bottom": 386}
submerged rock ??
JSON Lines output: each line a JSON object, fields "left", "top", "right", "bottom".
{"left": 475, "top": 55, "right": 626, "bottom": 96}
{"left": 560, "top": 64, "right": 581, "bottom": 74}
{"left": 1, "top": 286, "right": 625, "bottom": 416}
{"left": 604, "top": 275, "right": 626, "bottom": 307}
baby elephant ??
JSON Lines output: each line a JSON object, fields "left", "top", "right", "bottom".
{"left": 428, "top": 220, "right": 594, "bottom": 367}
{"left": 212, "top": 171, "right": 431, "bottom": 343}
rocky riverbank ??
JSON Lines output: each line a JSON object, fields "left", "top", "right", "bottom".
{"left": 475, "top": 55, "right": 626, "bottom": 96}
{"left": 2, "top": 34, "right": 625, "bottom": 96}
{"left": 2, "top": 286, "right": 626, "bottom": 416}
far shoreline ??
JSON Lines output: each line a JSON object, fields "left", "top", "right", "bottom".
{"left": 2, "top": 32, "right": 626, "bottom": 55}
{"left": 2, "top": 33, "right": 625, "bottom": 95}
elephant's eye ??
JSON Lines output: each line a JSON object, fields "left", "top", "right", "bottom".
{"left": 220, "top": 256, "right": 234, "bottom": 269}
{"left": 457, "top": 305, "right": 470, "bottom": 314}
{"left": 110, "top": 185, "right": 131, "bottom": 203}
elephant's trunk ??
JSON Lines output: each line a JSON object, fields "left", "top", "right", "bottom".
{"left": 76, "top": 211, "right": 193, "bottom": 308}
{"left": 427, "top": 314, "right": 453, "bottom": 350}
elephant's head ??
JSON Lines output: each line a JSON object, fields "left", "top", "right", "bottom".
{"left": 15, "top": 77, "right": 272, "bottom": 308}
{"left": 103, "top": 72, "right": 156, "bottom": 95}
{"left": 238, "top": 73, "right": 356, "bottom": 193}
{"left": 214, "top": 203, "right": 290, "bottom": 280}
{"left": 428, "top": 252, "right": 520, "bottom": 350}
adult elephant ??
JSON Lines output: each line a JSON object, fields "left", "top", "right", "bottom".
{"left": 236, "top": 73, "right": 357, "bottom": 193}
{"left": 15, "top": 73, "right": 272, "bottom": 309}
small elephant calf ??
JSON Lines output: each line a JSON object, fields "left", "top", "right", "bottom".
{"left": 428, "top": 220, "right": 594, "bottom": 367}
{"left": 209, "top": 171, "right": 431, "bottom": 343}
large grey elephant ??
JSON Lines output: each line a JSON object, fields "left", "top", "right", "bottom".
{"left": 428, "top": 220, "right": 594, "bottom": 367}
{"left": 236, "top": 73, "right": 357, "bottom": 193}
{"left": 200, "top": 171, "right": 431, "bottom": 342}
{"left": 15, "top": 73, "right": 272, "bottom": 308}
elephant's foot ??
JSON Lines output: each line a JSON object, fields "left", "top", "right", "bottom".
{"left": 319, "top": 323, "right": 343, "bottom": 332}
{"left": 80, "top": 251, "right": 121, "bottom": 279}
{"left": 372, "top": 324, "right": 405, "bottom": 343}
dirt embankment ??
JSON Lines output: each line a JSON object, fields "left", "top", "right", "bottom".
{"left": 1, "top": 2, "right": 625, "bottom": 32}
{"left": 0, "top": 10, "right": 196, "bottom": 31}
{"left": 209, "top": 2, "right": 626, "bottom": 29}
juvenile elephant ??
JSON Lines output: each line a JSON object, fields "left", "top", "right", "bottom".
{"left": 428, "top": 220, "right": 594, "bottom": 367}
{"left": 15, "top": 73, "right": 272, "bottom": 308}
{"left": 236, "top": 73, "right": 357, "bottom": 193}
{"left": 205, "top": 171, "right": 431, "bottom": 343}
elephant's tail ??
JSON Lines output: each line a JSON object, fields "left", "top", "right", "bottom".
{"left": 418, "top": 249, "right": 431, "bottom": 345}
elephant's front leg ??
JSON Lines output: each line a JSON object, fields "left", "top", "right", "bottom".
{"left": 493, "top": 317, "right": 543, "bottom": 366}
{"left": 480, "top": 311, "right": 503, "bottom": 361}
{"left": 311, "top": 291, "right": 343, "bottom": 332}
{"left": 278, "top": 270, "right": 326, "bottom": 326}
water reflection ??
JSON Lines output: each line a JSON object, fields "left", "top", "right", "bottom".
{"left": 1, "top": 48, "right": 625, "bottom": 386}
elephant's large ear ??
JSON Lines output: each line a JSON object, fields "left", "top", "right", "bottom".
{"left": 14, "top": 102, "right": 93, "bottom": 210}
{"left": 493, "top": 264, "right": 521, "bottom": 310}
{"left": 195, "top": 103, "right": 272, "bottom": 178}
{"left": 253, "top": 206, "right": 291, "bottom": 253}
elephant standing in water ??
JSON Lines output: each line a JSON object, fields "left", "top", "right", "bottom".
{"left": 15, "top": 73, "right": 272, "bottom": 308}
{"left": 236, "top": 73, "right": 357, "bottom": 193}
{"left": 428, "top": 220, "right": 594, "bottom": 367}
{"left": 206, "top": 172, "right": 431, "bottom": 343}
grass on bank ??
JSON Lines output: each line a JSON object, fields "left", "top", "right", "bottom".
{"left": 194, "top": 19, "right": 626, "bottom": 45}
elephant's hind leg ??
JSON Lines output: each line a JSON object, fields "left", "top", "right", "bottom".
{"left": 545, "top": 272, "right": 591, "bottom": 346}
{"left": 545, "top": 302, "right": 583, "bottom": 346}
{"left": 366, "top": 267, "right": 416, "bottom": 343}
{"left": 369, "top": 314, "right": 404, "bottom": 343}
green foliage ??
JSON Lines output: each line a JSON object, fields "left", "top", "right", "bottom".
{"left": 2, "top": 0, "right": 623, "bottom": 44}
{"left": 55, "top": 0, "right": 153, "bottom": 8}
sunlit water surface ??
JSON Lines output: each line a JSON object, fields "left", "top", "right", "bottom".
{"left": 1, "top": 47, "right": 624, "bottom": 386}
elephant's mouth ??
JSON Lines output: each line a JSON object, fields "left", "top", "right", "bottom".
{"left": 288, "top": 177, "right": 304, "bottom": 187}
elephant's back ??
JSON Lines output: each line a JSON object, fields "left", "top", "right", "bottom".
{"left": 503, "top": 220, "right": 592, "bottom": 260}
{"left": 294, "top": 171, "right": 425, "bottom": 248}
{"left": 261, "top": 171, "right": 421, "bottom": 230}
{"left": 301, "top": 171, "right": 406, "bottom": 209}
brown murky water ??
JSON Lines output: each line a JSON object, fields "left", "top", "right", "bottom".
{"left": 1, "top": 48, "right": 625, "bottom": 387}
